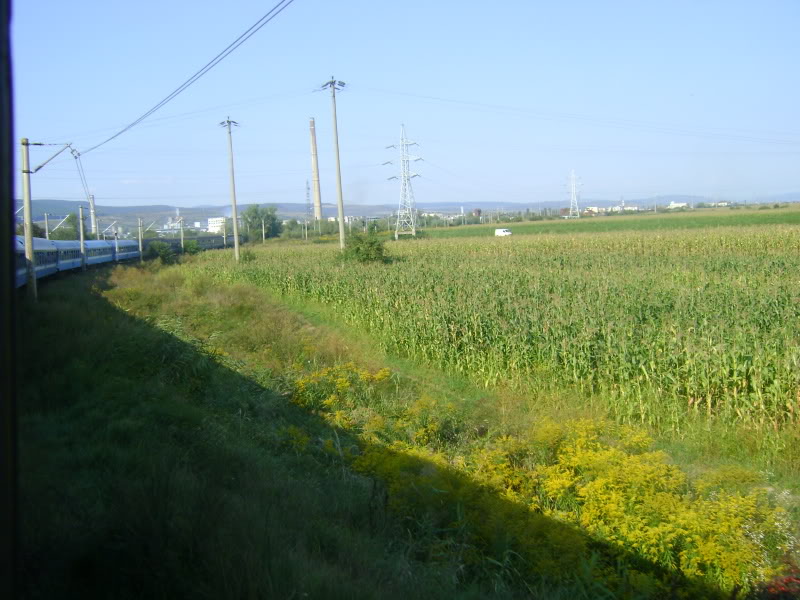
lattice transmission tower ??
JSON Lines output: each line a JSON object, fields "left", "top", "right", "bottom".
{"left": 386, "top": 124, "right": 421, "bottom": 239}
{"left": 567, "top": 169, "right": 581, "bottom": 218}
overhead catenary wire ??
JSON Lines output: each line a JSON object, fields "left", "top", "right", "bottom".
{"left": 79, "top": 0, "right": 297, "bottom": 156}
{"left": 72, "top": 149, "right": 91, "bottom": 199}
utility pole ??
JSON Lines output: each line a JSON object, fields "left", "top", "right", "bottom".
{"left": 220, "top": 117, "right": 241, "bottom": 261}
{"left": 322, "top": 77, "right": 347, "bottom": 250}
{"left": 101, "top": 221, "right": 117, "bottom": 240}
{"left": 305, "top": 180, "right": 313, "bottom": 238}
{"left": 222, "top": 217, "right": 227, "bottom": 248}
{"left": 114, "top": 232, "right": 119, "bottom": 262}
{"left": 78, "top": 205, "right": 86, "bottom": 271}
{"left": 88, "top": 194, "right": 97, "bottom": 239}
{"left": 138, "top": 218, "right": 144, "bottom": 263}
{"left": 261, "top": 218, "right": 266, "bottom": 243}
{"left": 43, "top": 213, "right": 49, "bottom": 240}
{"left": 178, "top": 217, "right": 184, "bottom": 252}
{"left": 309, "top": 118, "right": 322, "bottom": 221}
{"left": 20, "top": 138, "right": 37, "bottom": 299}
{"left": 386, "top": 124, "right": 420, "bottom": 239}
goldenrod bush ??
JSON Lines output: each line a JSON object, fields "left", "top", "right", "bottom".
{"left": 287, "top": 362, "right": 796, "bottom": 596}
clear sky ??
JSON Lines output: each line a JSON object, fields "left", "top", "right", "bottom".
{"left": 12, "top": 0, "right": 800, "bottom": 208}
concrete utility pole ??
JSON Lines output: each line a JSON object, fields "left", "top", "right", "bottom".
{"left": 220, "top": 117, "right": 241, "bottom": 261}
{"left": 222, "top": 217, "right": 227, "bottom": 248}
{"left": 20, "top": 138, "right": 37, "bottom": 299}
{"left": 43, "top": 213, "right": 49, "bottom": 240}
{"left": 261, "top": 218, "right": 266, "bottom": 243}
{"left": 309, "top": 118, "right": 322, "bottom": 220}
{"left": 138, "top": 218, "right": 144, "bottom": 263}
{"left": 114, "top": 232, "right": 119, "bottom": 262}
{"left": 322, "top": 77, "right": 347, "bottom": 250}
{"left": 88, "top": 194, "right": 98, "bottom": 239}
{"left": 178, "top": 217, "right": 184, "bottom": 252}
{"left": 78, "top": 205, "right": 86, "bottom": 271}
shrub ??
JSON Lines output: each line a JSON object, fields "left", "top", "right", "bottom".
{"left": 343, "top": 233, "right": 388, "bottom": 263}
{"left": 144, "top": 241, "right": 176, "bottom": 264}
{"left": 183, "top": 240, "right": 201, "bottom": 255}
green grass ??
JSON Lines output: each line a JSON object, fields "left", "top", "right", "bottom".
{"left": 421, "top": 205, "right": 800, "bottom": 239}
{"left": 16, "top": 272, "right": 503, "bottom": 599}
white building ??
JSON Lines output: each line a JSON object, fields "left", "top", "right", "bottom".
{"left": 207, "top": 217, "right": 226, "bottom": 233}
{"left": 668, "top": 202, "right": 689, "bottom": 210}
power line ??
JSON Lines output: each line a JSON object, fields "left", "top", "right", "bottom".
{"left": 365, "top": 87, "right": 800, "bottom": 147}
{"left": 80, "top": 0, "right": 297, "bottom": 155}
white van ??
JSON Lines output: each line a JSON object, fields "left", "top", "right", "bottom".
{"left": 494, "top": 228, "right": 512, "bottom": 237}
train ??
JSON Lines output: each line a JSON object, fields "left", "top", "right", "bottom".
{"left": 14, "top": 234, "right": 234, "bottom": 288}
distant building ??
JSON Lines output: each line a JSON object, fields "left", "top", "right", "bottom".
{"left": 668, "top": 202, "right": 689, "bottom": 210}
{"left": 207, "top": 217, "right": 226, "bottom": 233}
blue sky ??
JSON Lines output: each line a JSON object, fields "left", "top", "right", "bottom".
{"left": 12, "top": 0, "right": 800, "bottom": 208}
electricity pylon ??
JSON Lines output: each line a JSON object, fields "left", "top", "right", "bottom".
{"left": 567, "top": 169, "right": 581, "bottom": 219}
{"left": 386, "top": 124, "right": 421, "bottom": 239}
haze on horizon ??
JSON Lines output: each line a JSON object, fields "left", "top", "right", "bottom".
{"left": 12, "top": 0, "right": 800, "bottom": 209}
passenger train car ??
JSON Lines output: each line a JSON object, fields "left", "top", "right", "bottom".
{"left": 15, "top": 234, "right": 233, "bottom": 288}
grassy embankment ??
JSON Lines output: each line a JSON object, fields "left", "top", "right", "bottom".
{"left": 18, "top": 213, "right": 800, "bottom": 598}
{"left": 19, "top": 269, "right": 529, "bottom": 599}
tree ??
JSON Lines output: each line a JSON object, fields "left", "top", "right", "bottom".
{"left": 49, "top": 213, "right": 79, "bottom": 240}
{"left": 242, "top": 204, "right": 282, "bottom": 239}
{"left": 15, "top": 222, "right": 46, "bottom": 238}
{"left": 343, "top": 232, "right": 388, "bottom": 263}
{"left": 144, "top": 241, "right": 176, "bottom": 264}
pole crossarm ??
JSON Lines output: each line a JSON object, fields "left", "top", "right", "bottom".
{"left": 30, "top": 143, "right": 71, "bottom": 173}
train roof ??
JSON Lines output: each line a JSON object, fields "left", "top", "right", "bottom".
{"left": 84, "top": 240, "right": 114, "bottom": 249}
{"left": 50, "top": 240, "right": 81, "bottom": 249}
{"left": 15, "top": 235, "right": 57, "bottom": 251}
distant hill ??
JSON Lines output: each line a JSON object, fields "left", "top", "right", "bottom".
{"left": 16, "top": 194, "right": 800, "bottom": 233}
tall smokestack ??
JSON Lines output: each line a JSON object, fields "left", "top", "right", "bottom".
{"left": 309, "top": 117, "right": 322, "bottom": 220}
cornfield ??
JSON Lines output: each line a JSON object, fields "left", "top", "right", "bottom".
{"left": 199, "top": 225, "right": 800, "bottom": 431}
